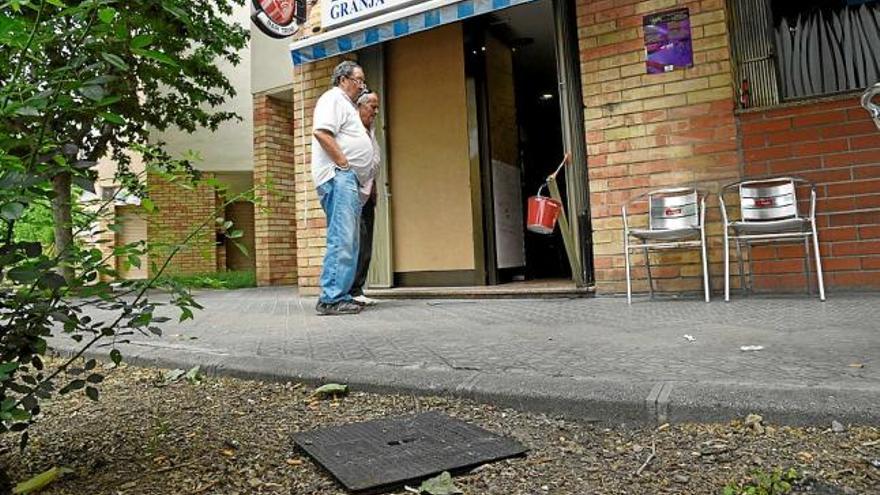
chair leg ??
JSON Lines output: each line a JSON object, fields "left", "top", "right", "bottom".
{"left": 700, "top": 226, "right": 710, "bottom": 303}
{"left": 625, "top": 235, "right": 633, "bottom": 305}
{"left": 746, "top": 243, "right": 755, "bottom": 293}
{"left": 643, "top": 244, "right": 654, "bottom": 299}
{"left": 811, "top": 220, "right": 826, "bottom": 301}
{"left": 803, "top": 237, "right": 812, "bottom": 295}
{"left": 736, "top": 240, "right": 747, "bottom": 296}
{"left": 724, "top": 229, "right": 730, "bottom": 302}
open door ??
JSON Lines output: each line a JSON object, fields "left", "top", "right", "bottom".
{"left": 359, "top": 47, "right": 394, "bottom": 288}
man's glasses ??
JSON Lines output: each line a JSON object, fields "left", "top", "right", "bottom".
{"left": 347, "top": 75, "right": 366, "bottom": 87}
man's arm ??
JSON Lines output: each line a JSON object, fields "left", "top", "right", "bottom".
{"left": 314, "top": 129, "right": 350, "bottom": 169}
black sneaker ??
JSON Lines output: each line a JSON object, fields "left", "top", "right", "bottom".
{"left": 315, "top": 300, "right": 362, "bottom": 316}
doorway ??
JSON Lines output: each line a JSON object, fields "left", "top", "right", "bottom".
{"left": 362, "top": 0, "right": 591, "bottom": 289}
{"left": 464, "top": 0, "right": 583, "bottom": 285}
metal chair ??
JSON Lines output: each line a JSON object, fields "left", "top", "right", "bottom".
{"left": 861, "top": 81, "right": 880, "bottom": 130}
{"left": 623, "top": 187, "right": 710, "bottom": 304}
{"left": 719, "top": 177, "right": 825, "bottom": 301}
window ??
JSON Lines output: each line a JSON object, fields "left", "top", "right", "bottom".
{"left": 729, "top": 0, "right": 880, "bottom": 108}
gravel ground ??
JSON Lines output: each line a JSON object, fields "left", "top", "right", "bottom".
{"left": 1, "top": 361, "right": 878, "bottom": 495}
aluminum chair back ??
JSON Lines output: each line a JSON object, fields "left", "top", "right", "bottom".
{"left": 739, "top": 179, "right": 798, "bottom": 221}
{"left": 861, "top": 81, "right": 880, "bottom": 130}
{"left": 649, "top": 190, "right": 699, "bottom": 230}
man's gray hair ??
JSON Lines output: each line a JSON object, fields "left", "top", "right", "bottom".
{"left": 330, "top": 60, "right": 362, "bottom": 87}
{"left": 356, "top": 90, "right": 377, "bottom": 106}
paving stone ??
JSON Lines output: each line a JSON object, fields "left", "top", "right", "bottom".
{"left": 59, "top": 289, "right": 880, "bottom": 424}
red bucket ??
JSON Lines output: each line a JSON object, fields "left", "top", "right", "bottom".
{"left": 527, "top": 195, "right": 562, "bottom": 234}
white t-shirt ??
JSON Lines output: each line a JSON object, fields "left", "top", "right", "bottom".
{"left": 311, "top": 87, "right": 374, "bottom": 188}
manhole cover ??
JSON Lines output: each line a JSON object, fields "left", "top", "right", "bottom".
{"left": 293, "top": 410, "right": 527, "bottom": 492}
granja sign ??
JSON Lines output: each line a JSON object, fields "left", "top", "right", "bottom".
{"left": 322, "top": 0, "right": 418, "bottom": 29}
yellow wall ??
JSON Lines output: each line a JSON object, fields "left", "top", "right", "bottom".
{"left": 386, "top": 24, "right": 475, "bottom": 272}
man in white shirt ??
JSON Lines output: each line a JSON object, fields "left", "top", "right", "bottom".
{"left": 311, "top": 61, "right": 374, "bottom": 315}
{"left": 350, "top": 90, "right": 381, "bottom": 306}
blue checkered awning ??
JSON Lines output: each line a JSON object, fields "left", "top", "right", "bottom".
{"left": 291, "top": 0, "right": 537, "bottom": 66}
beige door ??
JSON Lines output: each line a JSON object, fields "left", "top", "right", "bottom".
{"left": 115, "top": 205, "right": 148, "bottom": 279}
{"left": 386, "top": 24, "right": 476, "bottom": 280}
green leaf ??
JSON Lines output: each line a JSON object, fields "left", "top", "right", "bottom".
{"left": 84, "top": 359, "right": 97, "bottom": 371}
{"left": 184, "top": 365, "right": 202, "bottom": 384}
{"left": 1, "top": 202, "right": 25, "bottom": 221}
{"left": 97, "top": 95, "right": 122, "bottom": 107}
{"left": 86, "top": 373, "right": 104, "bottom": 384}
{"left": 58, "top": 380, "right": 85, "bottom": 395}
{"left": 227, "top": 229, "right": 243, "bottom": 239}
{"left": 98, "top": 7, "right": 116, "bottom": 24}
{"left": 231, "top": 240, "right": 249, "bottom": 257}
{"left": 79, "top": 84, "right": 105, "bottom": 101}
{"left": 158, "top": 368, "right": 185, "bottom": 387}
{"left": 179, "top": 306, "right": 194, "bottom": 322}
{"left": 417, "top": 472, "right": 463, "bottom": 495}
{"left": 132, "top": 48, "right": 179, "bottom": 67}
{"left": 162, "top": 3, "right": 189, "bottom": 22}
{"left": 128, "top": 254, "right": 141, "bottom": 268}
{"left": 14, "top": 106, "right": 40, "bottom": 116}
{"left": 101, "top": 52, "right": 128, "bottom": 71}
{"left": 45, "top": 0, "right": 67, "bottom": 7}
{"left": 130, "top": 34, "right": 154, "bottom": 49}
{"left": 9, "top": 408, "right": 31, "bottom": 422}
{"left": 129, "top": 312, "right": 152, "bottom": 328}
{"left": 12, "top": 467, "right": 74, "bottom": 494}
{"left": 141, "top": 197, "right": 155, "bottom": 213}
{"left": 99, "top": 112, "right": 126, "bottom": 125}
{"left": 37, "top": 273, "right": 66, "bottom": 290}
{"left": 312, "top": 383, "right": 348, "bottom": 398}
{"left": 110, "top": 349, "right": 122, "bottom": 366}
{"left": 8, "top": 267, "right": 39, "bottom": 284}
{"left": 85, "top": 386, "right": 99, "bottom": 401}
{"left": 0, "top": 361, "right": 18, "bottom": 381}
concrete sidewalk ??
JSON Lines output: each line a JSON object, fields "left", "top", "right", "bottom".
{"left": 56, "top": 287, "right": 880, "bottom": 426}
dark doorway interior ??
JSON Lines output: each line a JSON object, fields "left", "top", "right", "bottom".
{"left": 488, "top": 0, "right": 570, "bottom": 282}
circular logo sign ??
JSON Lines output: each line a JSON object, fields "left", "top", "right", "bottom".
{"left": 252, "top": 0, "right": 303, "bottom": 39}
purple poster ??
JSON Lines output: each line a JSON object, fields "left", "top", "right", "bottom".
{"left": 644, "top": 8, "right": 693, "bottom": 74}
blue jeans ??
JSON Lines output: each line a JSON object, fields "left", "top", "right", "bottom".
{"left": 317, "top": 169, "right": 361, "bottom": 304}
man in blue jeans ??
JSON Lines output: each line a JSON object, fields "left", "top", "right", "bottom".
{"left": 311, "top": 61, "right": 374, "bottom": 315}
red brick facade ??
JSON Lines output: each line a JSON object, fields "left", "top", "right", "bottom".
{"left": 740, "top": 97, "right": 880, "bottom": 290}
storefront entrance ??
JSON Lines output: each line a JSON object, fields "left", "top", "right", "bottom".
{"left": 315, "top": 0, "right": 592, "bottom": 290}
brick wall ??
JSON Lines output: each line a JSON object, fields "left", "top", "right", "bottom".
{"left": 253, "top": 94, "right": 298, "bottom": 286}
{"left": 146, "top": 173, "right": 218, "bottom": 276}
{"left": 576, "top": 0, "right": 739, "bottom": 294}
{"left": 739, "top": 97, "right": 880, "bottom": 290}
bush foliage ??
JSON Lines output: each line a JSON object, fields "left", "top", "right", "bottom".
{"left": 0, "top": 0, "right": 249, "bottom": 450}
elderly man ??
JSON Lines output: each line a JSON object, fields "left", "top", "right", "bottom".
{"left": 349, "top": 90, "right": 380, "bottom": 306}
{"left": 311, "top": 61, "right": 373, "bottom": 316}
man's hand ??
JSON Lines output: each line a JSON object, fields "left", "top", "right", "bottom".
{"left": 314, "top": 129, "right": 349, "bottom": 168}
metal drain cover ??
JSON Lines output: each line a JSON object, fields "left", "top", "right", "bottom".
{"left": 293, "top": 410, "right": 527, "bottom": 492}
